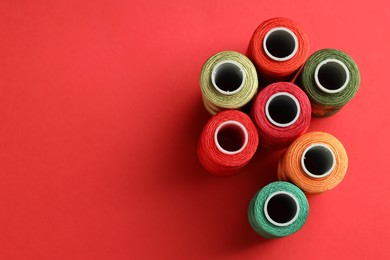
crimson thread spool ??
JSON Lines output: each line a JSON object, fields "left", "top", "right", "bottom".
{"left": 247, "top": 17, "right": 309, "bottom": 86}
{"left": 251, "top": 82, "right": 311, "bottom": 150}
{"left": 198, "top": 110, "right": 259, "bottom": 176}
{"left": 277, "top": 131, "right": 348, "bottom": 194}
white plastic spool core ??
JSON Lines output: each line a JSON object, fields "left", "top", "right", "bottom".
{"left": 301, "top": 144, "right": 336, "bottom": 178}
{"left": 264, "top": 191, "right": 300, "bottom": 227}
{"left": 263, "top": 27, "right": 299, "bottom": 61}
{"left": 211, "top": 60, "right": 246, "bottom": 95}
{"left": 314, "top": 59, "right": 350, "bottom": 94}
{"left": 214, "top": 120, "right": 248, "bottom": 155}
{"left": 265, "top": 92, "right": 301, "bottom": 127}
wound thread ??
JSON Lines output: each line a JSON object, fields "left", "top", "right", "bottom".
{"left": 248, "top": 181, "right": 309, "bottom": 238}
{"left": 251, "top": 82, "right": 311, "bottom": 149}
{"left": 298, "top": 48, "right": 360, "bottom": 117}
{"left": 198, "top": 110, "right": 259, "bottom": 176}
{"left": 277, "top": 131, "right": 348, "bottom": 194}
{"left": 247, "top": 17, "right": 309, "bottom": 86}
{"left": 200, "top": 51, "right": 259, "bottom": 115}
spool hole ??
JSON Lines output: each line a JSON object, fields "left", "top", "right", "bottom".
{"left": 302, "top": 144, "right": 335, "bottom": 178}
{"left": 215, "top": 121, "right": 248, "bottom": 154}
{"left": 211, "top": 61, "right": 245, "bottom": 95}
{"left": 265, "top": 92, "right": 300, "bottom": 127}
{"left": 263, "top": 28, "right": 298, "bottom": 61}
{"left": 264, "top": 192, "right": 299, "bottom": 226}
{"left": 315, "top": 59, "right": 350, "bottom": 93}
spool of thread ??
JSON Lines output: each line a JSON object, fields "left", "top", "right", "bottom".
{"left": 298, "top": 48, "right": 360, "bottom": 117}
{"left": 247, "top": 17, "right": 309, "bottom": 86}
{"left": 278, "top": 131, "right": 348, "bottom": 194}
{"left": 248, "top": 181, "right": 309, "bottom": 238}
{"left": 251, "top": 82, "right": 311, "bottom": 149}
{"left": 198, "top": 110, "right": 259, "bottom": 176}
{"left": 200, "top": 51, "right": 259, "bottom": 115}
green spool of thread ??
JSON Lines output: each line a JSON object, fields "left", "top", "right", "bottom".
{"left": 200, "top": 51, "right": 259, "bottom": 115}
{"left": 298, "top": 48, "right": 360, "bottom": 117}
{"left": 248, "top": 181, "right": 309, "bottom": 238}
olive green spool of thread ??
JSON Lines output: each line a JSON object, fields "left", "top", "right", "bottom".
{"left": 298, "top": 48, "right": 360, "bottom": 117}
{"left": 200, "top": 51, "right": 259, "bottom": 115}
{"left": 248, "top": 181, "right": 309, "bottom": 238}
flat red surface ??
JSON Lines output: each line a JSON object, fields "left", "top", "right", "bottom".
{"left": 0, "top": 0, "right": 389, "bottom": 259}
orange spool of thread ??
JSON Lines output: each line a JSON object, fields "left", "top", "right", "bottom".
{"left": 247, "top": 17, "right": 309, "bottom": 86}
{"left": 278, "top": 131, "right": 348, "bottom": 194}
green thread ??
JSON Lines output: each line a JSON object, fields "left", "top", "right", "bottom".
{"left": 299, "top": 48, "right": 360, "bottom": 117}
{"left": 248, "top": 181, "right": 309, "bottom": 238}
{"left": 200, "top": 51, "right": 258, "bottom": 115}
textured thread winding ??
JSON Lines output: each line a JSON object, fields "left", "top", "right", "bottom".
{"left": 298, "top": 48, "right": 360, "bottom": 117}
{"left": 278, "top": 131, "right": 348, "bottom": 194}
{"left": 200, "top": 51, "right": 258, "bottom": 115}
{"left": 251, "top": 82, "right": 311, "bottom": 149}
{"left": 248, "top": 17, "right": 309, "bottom": 86}
{"left": 248, "top": 181, "right": 309, "bottom": 238}
{"left": 198, "top": 110, "right": 259, "bottom": 176}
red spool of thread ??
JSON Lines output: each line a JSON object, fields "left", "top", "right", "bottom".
{"left": 251, "top": 82, "right": 311, "bottom": 149}
{"left": 247, "top": 17, "right": 309, "bottom": 86}
{"left": 198, "top": 110, "right": 259, "bottom": 176}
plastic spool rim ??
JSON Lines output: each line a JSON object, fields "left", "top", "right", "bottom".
{"left": 314, "top": 58, "right": 350, "bottom": 94}
{"left": 263, "top": 191, "right": 300, "bottom": 227}
{"left": 265, "top": 92, "right": 301, "bottom": 127}
{"left": 263, "top": 27, "right": 299, "bottom": 61}
{"left": 211, "top": 60, "right": 246, "bottom": 95}
{"left": 214, "top": 120, "right": 249, "bottom": 155}
{"left": 301, "top": 143, "right": 336, "bottom": 178}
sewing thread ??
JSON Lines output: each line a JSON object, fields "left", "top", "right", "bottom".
{"left": 198, "top": 110, "right": 259, "bottom": 176}
{"left": 247, "top": 17, "right": 309, "bottom": 86}
{"left": 298, "top": 48, "right": 360, "bottom": 117}
{"left": 278, "top": 131, "right": 348, "bottom": 194}
{"left": 200, "top": 51, "right": 258, "bottom": 115}
{"left": 251, "top": 82, "right": 311, "bottom": 149}
{"left": 248, "top": 181, "right": 309, "bottom": 238}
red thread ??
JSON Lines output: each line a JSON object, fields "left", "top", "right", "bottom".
{"left": 198, "top": 110, "right": 259, "bottom": 176}
{"left": 251, "top": 82, "right": 311, "bottom": 150}
{"left": 247, "top": 17, "right": 309, "bottom": 86}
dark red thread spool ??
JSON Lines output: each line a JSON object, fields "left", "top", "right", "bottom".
{"left": 251, "top": 82, "right": 311, "bottom": 149}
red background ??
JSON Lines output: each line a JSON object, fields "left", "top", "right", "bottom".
{"left": 0, "top": 0, "right": 389, "bottom": 259}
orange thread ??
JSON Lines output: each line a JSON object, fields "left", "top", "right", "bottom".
{"left": 278, "top": 132, "right": 348, "bottom": 194}
{"left": 247, "top": 17, "right": 309, "bottom": 86}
